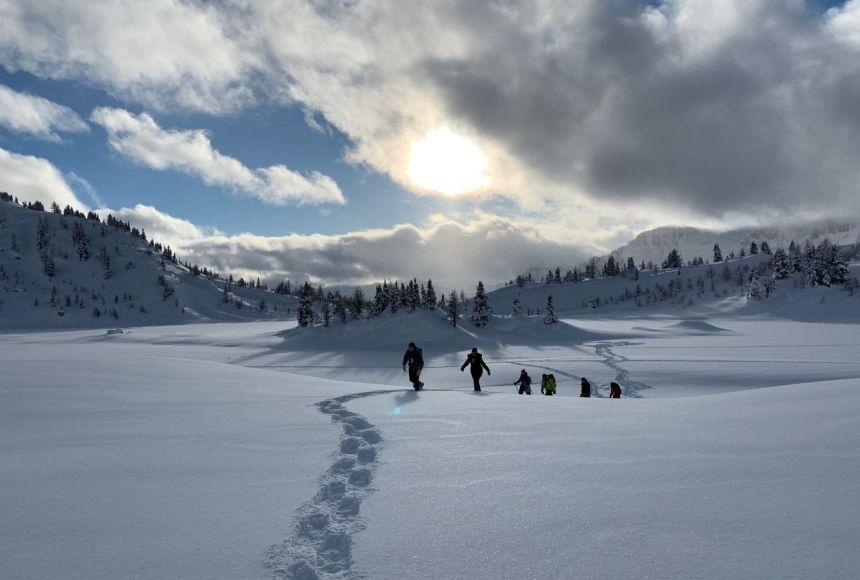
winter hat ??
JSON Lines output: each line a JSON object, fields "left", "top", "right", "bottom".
{"left": 408, "top": 342, "right": 416, "bottom": 348}
{"left": 472, "top": 347, "right": 478, "bottom": 353}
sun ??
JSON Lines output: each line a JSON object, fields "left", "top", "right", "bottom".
{"left": 407, "top": 128, "right": 489, "bottom": 196}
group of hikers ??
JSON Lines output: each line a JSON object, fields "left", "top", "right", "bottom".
{"left": 402, "top": 342, "right": 624, "bottom": 398}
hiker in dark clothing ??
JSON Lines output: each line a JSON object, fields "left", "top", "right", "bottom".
{"left": 402, "top": 342, "right": 424, "bottom": 391}
{"left": 460, "top": 347, "right": 490, "bottom": 391}
{"left": 580, "top": 377, "right": 591, "bottom": 398}
{"left": 610, "top": 381, "right": 622, "bottom": 399}
{"left": 514, "top": 369, "right": 532, "bottom": 395}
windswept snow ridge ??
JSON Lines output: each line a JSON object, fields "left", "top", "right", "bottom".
{"left": 594, "top": 342, "right": 653, "bottom": 397}
{"left": 265, "top": 391, "right": 388, "bottom": 579}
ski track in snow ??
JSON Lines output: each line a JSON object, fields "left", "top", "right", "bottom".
{"left": 593, "top": 342, "right": 653, "bottom": 398}
{"left": 265, "top": 390, "right": 389, "bottom": 580}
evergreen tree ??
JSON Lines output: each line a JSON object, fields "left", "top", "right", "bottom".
{"left": 42, "top": 254, "right": 55, "bottom": 278}
{"left": 334, "top": 293, "right": 348, "bottom": 324}
{"left": 322, "top": 300, "right": 332, "bottom": 327}
{"left": 447, "top": 290, "right": 459, "bottom": 327}
{"left": 663, "top": 248, "right": 682, "bottom": 269}
{"left": 511, "top": 296, "right": 523, "bottom": 317}
{"left": 760, "top": 241, "right": 771, "bottom": 255}
{"left": 788, "top": 240, "right": 802, "bottom": 272}
{"left": 554, "top": 267, "right": 562, "bottom": 284}
{"left": 438, "top": 293, "right": 447, "bottom": 312}
{"left": 98, "top": 247, "right": 112, "bottom": 279}
{"left": 626, "top": 257, "right": 637, "bottom": 274}
{"left": 802, "top": 242, "right": 819, "bottom": 287}
{"left": 749, "top": 241, "right": 759, "bottom": 255}
{"left": 773, "top": 247, "right": 791, "bottom": 280}
{"left": 603, "top": 256, "right": 620, "bottom": 277}
{"left": 471, "top": 281, "right": 489, "bottom": 327}
{"left": 585, "top": 257, "right": 598, "bottom": 279}
{"left": 713, "top": 243, "right": 723, "bottom": 263}
{"left": 544, "top": 295, "right": 558, "bottom": 324}
{"left": 352, "top": 286, "right": 366, "bottom": 319}
{"left": 298, "top": 282, "right": 314, "bottom": 327}
{"left": 425, "top": 279, "right": 437, "bottom": 310}
{"left": 373, "top": 284, "right": 386, "bottom": 316}
{"left": 389, "top": 282, "right": 400, "bottom": 314}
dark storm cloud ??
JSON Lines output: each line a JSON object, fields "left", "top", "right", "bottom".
{"left": 423, "top": 0, "right": 860, "bottom": 215}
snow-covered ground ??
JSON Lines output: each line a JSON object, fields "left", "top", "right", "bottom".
{"left": 2, "top": 314, "right": 859, "bottom": 579}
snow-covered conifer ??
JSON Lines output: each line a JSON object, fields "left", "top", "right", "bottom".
{"left": 425, "top": 279, "right": 437, "bottom": 310}
{"left": 511, "top": 296, "right": 523, "bottom": 316}
{"left": 544, "top": 295, "right": 558, "bottom": 324}
{"left": 298, "top": 282, "right": 315, "bottom": 327}
{"left": 447, "top": 290, "right": 459, "bottom": 327}
{"left": 472, "top": 281, "right": 489, "bottom": 327}
{"left": 772, "top": 248, "right": 790, "bottom": 280}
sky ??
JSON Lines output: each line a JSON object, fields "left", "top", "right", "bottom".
{"left": 0, "top": 0, "right": 857, "bottom": 289}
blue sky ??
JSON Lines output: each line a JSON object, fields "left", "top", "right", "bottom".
{"left": 0, "top": 0, "right": 858, "bottom": 287}
{"left": 0, "top": 67, "right": 451, "bottom": 237}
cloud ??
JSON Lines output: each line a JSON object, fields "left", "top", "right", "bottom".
{"left": 0, "top": 147, "right": 87, "bottom": 209}
{"left": 249, "top": 0, "right": 860, "bottom": 220}
{"left": 5, "top": 1, "right": 860, "bottom": 224}
{"left": 97, "top": 204, "right": 213, "bottom": 245}
{"left": 66, "top": 171, "right": 105, "bottom": 208}
{"left": 90, "top": 107, "right": 345, "bottom": 206}
{"left": 0, "top": 84, "right": 88, "bottom": 140}
{"left": 0, "top": 0, "right": 254, "bottom": 114}
{"left": 109, "top": 204, "right": 589, "bottom": 289}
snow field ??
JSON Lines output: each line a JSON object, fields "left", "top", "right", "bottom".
{"left": 2, "top": 315, "right": 859, "bottom": 579}
{"left": 348, "top": 382, "right": 860, "bottom": 580}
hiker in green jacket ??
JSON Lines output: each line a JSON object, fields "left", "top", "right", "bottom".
{"left": 541, "top": 373, "right": 557, "bottom": 396}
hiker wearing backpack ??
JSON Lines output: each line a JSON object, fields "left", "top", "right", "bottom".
{"left": 514, "top": 369, "right": 532, "bottom": 395}
{"left": 540, "top": 373, "right": 557, "bottom": 396}
{"left": 610, "top": 381, "right": 622, "bottom": 398}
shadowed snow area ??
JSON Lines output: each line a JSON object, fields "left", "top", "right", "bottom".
{"left": 278, "top": 310, "right": 606, "bottom": 352}
{"left": 667, "top": 319, "right": 732, "bottom": 334}
{"left": 1, "top": 315, "right": 859, "bottom": 579}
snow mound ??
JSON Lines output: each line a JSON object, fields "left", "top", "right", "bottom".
{"left": 105, "top": 328, "right": 124, "bottom": 335}
{"left": 279, "top": 311, "right": 605, "bottom": 353}
{"left": 667, "top": 320, "right": 732, "bottom": 334}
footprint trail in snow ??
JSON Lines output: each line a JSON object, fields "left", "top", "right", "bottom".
{"left": 594, "top": 342, "right": 653, "bottom": 397}
{"left": 265, "top": 390, "right": 388, "bottom": 579}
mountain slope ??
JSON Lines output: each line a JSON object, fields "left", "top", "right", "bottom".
{"left": 487, "top": 252, "right": 860, "bottom": 322}
{"left": 0, "top": 200, "right": 297, "bottom": 329}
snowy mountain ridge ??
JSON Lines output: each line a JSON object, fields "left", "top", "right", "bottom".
{"left": 611, "top": 219, "right": 860, "bottom": 266}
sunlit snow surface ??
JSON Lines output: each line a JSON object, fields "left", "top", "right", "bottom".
{"left": 1, "top": 317, "right": 859, "bottom": 579}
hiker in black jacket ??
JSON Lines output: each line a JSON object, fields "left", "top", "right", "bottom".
{"left": 460, "top": 347, "right": 491, "bottom": 392}
{"left": 402, "top": 342, "right": 425, "bottom": 391}
{"left": 580, "top": 377, "right": 592, "bottom": 398}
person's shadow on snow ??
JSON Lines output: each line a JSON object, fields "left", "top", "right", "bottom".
{"left": 393, "top": 390, "right": 420, "bottom": 408}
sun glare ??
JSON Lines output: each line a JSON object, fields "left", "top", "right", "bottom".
{"left": 407, "top": 128, "right": 489, "bottom": 196}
